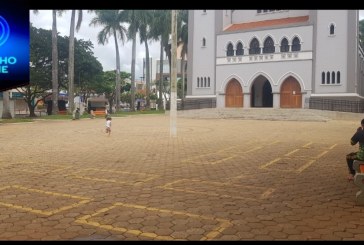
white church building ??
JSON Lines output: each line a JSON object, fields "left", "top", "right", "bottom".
{"left": 186, "top": 10, "right": 364, "bottom": 112}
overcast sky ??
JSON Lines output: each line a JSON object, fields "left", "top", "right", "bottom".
{"left": 30, "top": 10, "right": 364, "bottom": 81}
{"left": 30, "top": 10, "right": 161, "bottom": 81}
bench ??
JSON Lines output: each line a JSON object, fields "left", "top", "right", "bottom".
{"left": 353, "top": 160, "right": 364, "bottom": 205}
{"left": 58, "top": 110, "right": 67, "bottom": 115}
{"left": 94, "top": 110, "right": 106, "bottom": 117}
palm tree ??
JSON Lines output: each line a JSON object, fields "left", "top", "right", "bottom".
{"left": 67, "top": 10, "right": 83, "bottom": 114}
{"left": 32, "top": 10, "right": 62, "bottom": 115}
{"left": 121, "top": 10, "right": 147, "bottom": 112}
{"left": 149, "top": 10, "right": 171, "bottom": 109}
{"left": 122, "top": 10, "right": 137, "bottom": 112}
{"left": 51, "top": 10, "right": 65, "bottom": 115}
{"left": 138, "top": 10, "right": 153, "bottom": 109}
{"left": 90, "top": 10, "right": 127, "bottom": 113}
{"left": 178, "top": 10, "right": 188, "bottom": 101}
{"left": 1, "top": 90, "right": 12, "bottom": 119}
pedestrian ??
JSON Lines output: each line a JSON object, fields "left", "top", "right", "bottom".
{"left": 346, "top": 119, "right": 364, "bottom": 180}
{"left": 105, "top": 116, "right": 112, "bottom": 136}
{"left": 72, "top": 108, "right": 80, "bottom": 120}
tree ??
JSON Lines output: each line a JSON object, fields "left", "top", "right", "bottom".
{"left": 26, "top": 25, "right": 103, "bottom": 117}
{"left": 178, "top": 10, "right": 188, "bottom": 101}
{"left": 360, "top": 19, "right": 364, "bottom": 49}
{"left": 73, "top": 39, "right": 104, "bottom": 106}
{"left": 32, "top": 10, "right": 62, "bottom": 115}
{"left": 137, "top": 10, "right": 153, "bottom": 109}
{"left": 149, "top": 10, "right": 171, "bottom": 109}
{"left": 1, "top": 90, "right": 12, "bottom": 119}
{"left": 68, "top": 10, "right": 83, "bottom": 114}
{"left": 121, "top": 10, "right": 146, "bottom": 112}
{"left": 24, "top": 25, "right": 53, "bottom": 117}
{"left": 150, "top": 11, "right": 184, "bottom": 107}
{"left": 90, "top": 10, "right": 127, "bottom": 113}
{"left": 90, "top": 70, "right": 131, "bottom": 112}
{"left": 51, "top": 10, "right": 63, "bottom": 115}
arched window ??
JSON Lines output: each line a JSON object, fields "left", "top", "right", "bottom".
{"left": 327, "top": 72, "right": 330, "bottom": 84}
{"left": 208, "top": 77, "right": 210, "bottom": 87}
{"left": 330, "top": 24, "right": 335, "bottom": 35}
{"left": 236, "top": 42, "right": 244, "bottom": 56}
{"left": 249, "top": 38, "right": 261, "bottom": 55}
{"left": 280, "top": 38, "right": 289, "bottom": 52}
{"left": 337, "top": 71, "right": 340, "bottom": 84}
{"left": 204, "top": 77, "right": 207, "bottom": 87}
{"left": 263, "top": 36, "right": 275, "bottom": 53}
{"left": 227, "top": 43, "right": 234, "bottom": 56}
{"left": 202, "top": 38, "right": 206, "bottom": 47}
{"left": 201, "top": 77, "right": 203, "bottom": 87}
{"left": 197, "top": 77, "right": 199, "bottom": 87}
{"left": 332, "top": 71, "right": 335, "bottom": 83}
{"left": 292, "top": 37, "right": 301, "bottom": 52}
{"left": 322, "top": 72, "right": 325, "bottom": 84}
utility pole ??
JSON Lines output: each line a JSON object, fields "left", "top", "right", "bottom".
{"left": 170, "top": 10, "right": 178, "bottom": 137}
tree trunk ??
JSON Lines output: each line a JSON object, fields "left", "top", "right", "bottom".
{"left": 27, "top": 99, "right": 36, "bottom": 118}
{"left": 145, "top": 40, "right": 150, "bottom": 109}
{"left": 113, "top": 29, "right": 121, "bottom": 113}
{"left": 51, "top": 10, "right": 59, "bottom": 115}
{"left": 158, "top": 40, "right": 164, "bottom": 109}
{"left": 181, "top": 53, "right": 186, "bottom": 109}
{"left": 1, "top": 90, "right": 12, "bottom": 119}
{"left": 165, "top": 43, "right": 172, "bottom": 102}
{"left": 130, "top": 32, "right": 136, "bottom": 112}
{"left": 67, "top": 10, "right": 76, "bottom": 114}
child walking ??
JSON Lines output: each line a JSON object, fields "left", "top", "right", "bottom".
{"left": 105, "top": 116, "right": 112, "bottom": 136}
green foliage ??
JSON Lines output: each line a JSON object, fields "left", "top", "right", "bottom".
{"left": 121, "top": 92, "right": 131, "bottom": 104}
{"left": 0, "top": 118, "right": 34, "bottom": 123}
{"left": 27, "top": 25, "right": 104, "bottom": 116}
{"left": 149, "top": 93, "right": 158, "bottom": 100}
{"left": 30, "top": 25, "right": 103, "bottom": 92}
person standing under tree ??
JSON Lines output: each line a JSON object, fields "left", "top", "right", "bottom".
{"left": 346, "top": 119, "right": 364, "bottom": 180}
{"left": 105, "top": 116, "right": 112, "bottom": 136}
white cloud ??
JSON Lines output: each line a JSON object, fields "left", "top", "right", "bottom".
{"left": 30, "top": 10, "right": 161, "bottom": 81}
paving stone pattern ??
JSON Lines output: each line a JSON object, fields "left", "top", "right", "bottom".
{"left": 0, "top": 109, "right": 364, "bottom": 240}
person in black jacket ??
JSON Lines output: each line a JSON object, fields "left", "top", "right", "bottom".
{"left": 346, "top": 119, "right": 364, "bottom": 181}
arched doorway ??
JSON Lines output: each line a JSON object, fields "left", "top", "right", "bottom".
{"left": 251, "top": 75, "right": 273, "bottom": 107}
{"left": 280, "top": 76, "right": 302, "bottom": 108}
{"left": 225, "top": 79, "right": 243, "bottom": 107}
{"left": 262, "top": 81, "right": 273, "bottom": 107}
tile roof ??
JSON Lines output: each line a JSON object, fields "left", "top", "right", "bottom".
{"left": 224, "top": 16, "right": 309, "bottom": 32}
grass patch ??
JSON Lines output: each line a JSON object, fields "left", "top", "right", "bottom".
{"left": 1, "top": 109, "right": 166, "bottom": 122}
{"left": 113, "top": 109, "right": 165, "bottom": 117}
{"left": 0, "top": 118, "right": 34, "bottom": 123}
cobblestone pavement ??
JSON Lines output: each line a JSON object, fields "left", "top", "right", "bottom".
{"left": 0, "top": 113, "right": 364, "bottom": 240}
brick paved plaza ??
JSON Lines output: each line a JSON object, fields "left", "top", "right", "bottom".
{"left": 0, "top": 112, "right": 364, "bottom": 240}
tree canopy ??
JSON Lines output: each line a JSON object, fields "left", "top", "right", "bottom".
{"left": 25, "top": 25, "right": 104, "bottom": 116}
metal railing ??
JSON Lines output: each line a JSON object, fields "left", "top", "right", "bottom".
{"left": 309, "top": 98, "right": 364, "bottom": 113}
{"left": 165, "top": 98, "right": 216, "bottom": 110}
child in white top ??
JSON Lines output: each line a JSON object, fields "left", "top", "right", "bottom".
{"left": 105, "top": 117, "right": 112, "bottom": 136}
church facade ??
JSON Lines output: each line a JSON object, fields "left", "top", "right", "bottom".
{"left": 186, "top": 10, "right": 364, "bottom": 112}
